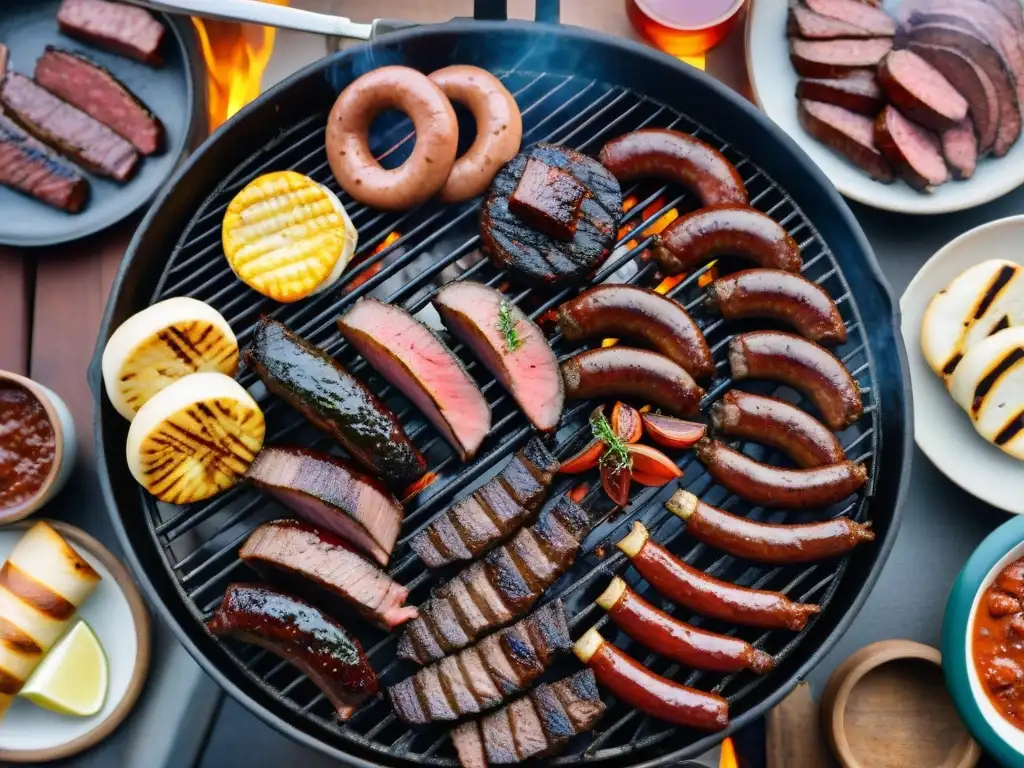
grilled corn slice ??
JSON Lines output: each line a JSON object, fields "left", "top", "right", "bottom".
{"left": 126, "top": 372, "right": 265, "bottom": 504}
{"left": 222, "top": 170, "right": 358, "bottom": 303}
{"left": 101, "top": 297, "right": 238, "bottom": 421}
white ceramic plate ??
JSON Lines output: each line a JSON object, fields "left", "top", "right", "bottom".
{"left": 746, "top": 0, "right": 1024, "bottom": 214}
{"left": 0, "top": 521, "right": 151, "bottom": 763}
{"left": 901, "top": 216, "right": 1024, "bottom": 514}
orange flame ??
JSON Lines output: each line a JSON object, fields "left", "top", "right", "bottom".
{"left": 401, "top": 472, "right": 438, "bottom": 504}
{"left": 654, "top": 274, "right": 685, "bottom": 295}
{"left": 341, "top": 231, "right": 400, "bottom": 292}
{"left": 719, "top": 738, "right": 739, "bottom": 768}
{"left": 373, "top": 230, "right": 402, "bottom": 255}
{"left": 191, "top": 0, "right": 286, "bottom": 132}
{"left": 641, "top": 196, "right": 678, "bottom": 237}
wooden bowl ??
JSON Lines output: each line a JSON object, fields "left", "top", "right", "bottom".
{"left": 821, "top": 640, "right": 981, "bottom": 768}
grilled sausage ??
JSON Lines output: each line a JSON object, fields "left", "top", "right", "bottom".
{"left": 694, "top": 438, "right": 867, "bottom": 508}
{"left": 728, "top": 331, "right": 863, "bottom": 430}
{"left": 596, "top": 577, "right": 775, "bottom": 674}
{"left": 653, "top": 205, "right": 802, "bottom": 277}
{"left": 427, "top": 66, "right": 522, "bottom": 203}
{"left": 574, "top": 628, "right": 729, "bottom": 730}
{"left": 790, "top": 38, "right": 894, "bottom": 78}
{"left": 875, "top": 105, "right": 950, "bottom": 192}
{"left": 557, "top": 285, "right": 713, "bottom": 379}
{"left": 706, "top": 269, "right": 846, "bottom": 345}
{"left": 326, "top": 66, "right": 458, "bottom": 210}
{"left": 560, "top": 347, "right": 704, "bottom": 417}
{"left": 667, "top": 490, "right": 875, "bottom": 564}
{"left": 877, "top": 50, "right": 968, "bottom": 132}
{"left": 710, "top": 390, "right": 845, "bottom": 468}
{"left": 597, "top": 129, "right": 748, "bottom": 207}
{"left": 617, "top": 522, "right": 821, "bottom": 630}
{"left": 798, "top": 100, "right": 895, "bottom": 182}
{"left": 795, "top": 72, "right": 885, "bottom": 116}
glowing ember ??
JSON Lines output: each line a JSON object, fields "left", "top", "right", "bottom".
{"left": 191, "top": 0, "right": 286, "bottom": 131}
{"left": 719, "top": 737, "right": 739, "bottom": 768}
{"left": 653, "top": 274, "right": 685, "bottom": 295}
{"left": 401, "top": 472, "right": 438, "bottom": 503}
{"left": 373, "top": 230, "right": 402, "bottom": 256}
{"left": 641, "top": 196, "right": 678, "bottom": 237}
{"left": 698, "top": 265, "right": 719, "bottom": 288}
{"left": 622, "top": 195, "right": 639, "bottom": 212}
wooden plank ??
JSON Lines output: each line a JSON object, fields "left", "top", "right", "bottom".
{"left": 0, "top": 247, "right": 32, "bottom": 375}
{"left": 767, "top": 683, "right": 835, "bottom": 768}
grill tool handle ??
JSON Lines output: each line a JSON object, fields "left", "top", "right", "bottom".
{"left": 474, "top": 0, "right": 561, "bottom": 23}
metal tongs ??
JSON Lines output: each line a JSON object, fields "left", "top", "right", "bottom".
{"left": 123, "top": 0, "right": 413, "bottom": 40}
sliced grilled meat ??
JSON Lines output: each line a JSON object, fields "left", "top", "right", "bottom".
{"left": 795, "top": 72, "right": 884, "bottom": 117}
{"left": 803, "top": 0, "right": 896, "bottom": 35}
{"left": 875, "top": 105, "right": 949, "bottom": 191}
{"left": 34, "top": 47, "right": 163, "bottom": 155}
{"left": 434, "top": 282, "right": 564, "bottom": 432}
{"left": 245, "top": 446, "right": 403, "bottom": 566}
{"left": 389, "top": 601, "right": 570, "bottom": 724}
{"left": 481, "top": 143, "right": 622, "bottom": 286}
{"left": 245, "top": 317, "right": 426, "bottom": 487}
{"left": 57, "top": 0, "right": 165, "bottom": 65}
{"left": 399, "top": 496, "right": 589, "bottom": 663}
{"left": 207, "top": 583, "right": 377, "bottom": 721}
{"left": 0, "top": 72, "right": 139, "bottom": 182}
{"left": 410, "top": 438, "right": 558, "bottom": 568}
{"left": 451, "top": 670, "right": 604, "bottom": 768}
{"left": 0, "top": 114, "right": 88, "bottom": 212}
{"left": 788, "top": 3, "right": 880, "bottom": 38}
{"left": 798, "top": 100, "right": 895, "bottom": 182}
{"left": 338, "top": 298, "right": 491, "bottom": 462}
{"left": 877, "top": 49, "right": 968, "bottom": 131}
{"left": 942, "top": 119, "right": 979, "bottom": 179}
{"left": 0, "top": 43, "right": 8, "bottom": 75}
{"left": 239, "top": 519, "right": 417, "bottom": 630}
{"left": 789, "top": 38, "right": 894, "bottom": 79}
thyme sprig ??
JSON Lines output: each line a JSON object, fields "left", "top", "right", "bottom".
{"left": 497, "top": 301, "right": 524, "bottom": 353}
{"left": 591, "top": 412, "right": 632, "bottom": 472}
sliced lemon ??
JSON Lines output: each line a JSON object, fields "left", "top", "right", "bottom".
{"left": 20, "top": 621, "right": 108, "bottom": 717}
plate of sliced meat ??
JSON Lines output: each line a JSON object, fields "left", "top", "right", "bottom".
{"left": 0, "top": 0, "right": 194, "bottom": 246}
{"left": 747, "top": 0, "right": 1024, "bottom": 214}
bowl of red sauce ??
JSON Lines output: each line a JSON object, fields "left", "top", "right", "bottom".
{"left": 945, "top": 516, "right": 1024, "bottom": 766}
{"left": 0, "top": 371, "right": 75, "bottom": 523}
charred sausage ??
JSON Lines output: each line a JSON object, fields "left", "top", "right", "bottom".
{"left": 728, "top": 331, "right": 863, "bottom": 430}
{"left": 710, "top": 390, "right": 845, "bottom": 468}
{"left": 617, "top": 522, "right": 821, "bottom": 630}
{"left": 877, "top": 50, "right": 968, "bottom": 132}
{"left": 326, "top": 66, "right": 458, "bottom": 210}
{"left": 561, "top": 347, "right": 704, "bottom": 417}
{"left": 574, "top": 628, "right": 729, "bottom": 731}
{"left": 596, "top": 577, "right": 775, "bottom": 674}
{"left": 653, "top": 205, "right": 802, "bottom": 276}
{"left": 798, "top": 100, "right": 895, "bottom": 182}
{"left": 875, "top": 105, "right": 949, "bottom": 192}
{"left": 597, "top": 129, "right": 748, "bottom": 207}
{"left": 694, "top": 438, "right": 867, "bottom": 508}
{"left": 557, "top": 285, "right": 713, "bottom": 379}
{"left": 428, "top": 66, "right": 522, "bottom": 203}
{"left": 667, "top": 489, "right": 875, "bottom": 564}
{"left": 790, "top": 38, "right": 894, "bottom": 79}
{"left": 706, "top": 269, "right": 847, "bottom": 345}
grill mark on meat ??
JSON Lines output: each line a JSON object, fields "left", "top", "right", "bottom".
{"left": 429, "top": 514, "right": 473, "bottom": 562}
{"left": 501, "top": 624, "right": 544, "bottom": 682}
{"left": 506, "top": 528, "right": 560, "bottom": 591}
{"left": 551, "top": 669, "right": 605, "bottom": 730}
{"left": 524, "top": 601, "right": 573, "bottom": 664}
{"left": 529, "top": 683, "right": 574, "bottom": 752}
{"left": 57, "top": 0, "right": 166, "bottom": 65}
{"left": 460, "top": 649, "right": 503, "bottom": 710}
{"left": 485, "top": 548, "right": 536, "bottom": 614}
{"left": 450, "top": 495, "right": 503, "bottom": 552}
{"left": 0, "top": 114, "right": 88, "bottom": 212}
{"left": 462, "top": 564, "right": 513, "bottom": 625}
{"left": 446, "top": 576, "right": 491, "bottom": 637}
{"left": 417, "top": 664, "right": 459, "bottom": 721}
{"left": 389, "top": 678, "right": 425, "bottom": 724}
{"left": 397, "top": 617, "right": 444, "bottom": 663}
{"left": 482, "top": 706, "right": 518, "bottom": 763}
{"left": 438, "top": 655, "right": 480, "bottom": 713}
{"left": 479, "top": 633, "right": 522, "bottom": 696}
{"left": 430, "top": 597, "right": 472, "bottom": 650}
{"left": 476, "top": 481, "right": 529, "bottom": 531}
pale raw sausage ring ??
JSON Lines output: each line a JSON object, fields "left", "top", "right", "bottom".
{"left": 428, "top": 65, "right": 523, "bottom": 203}
{"left": 326, "top": 66, "right": 458, "bottom": 211}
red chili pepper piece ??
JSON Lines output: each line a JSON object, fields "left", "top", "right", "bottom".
{"left": 560, "top": 439, "right": 606, "bottom": 474}
{"left": 569, "top": 481, "right": 589, "bottom": 504}
{"left": 601, "top": 462, "right": 631, "bottom": 507}
{"left": 641, "top": 412, "right": 708, "bottom": 449}
{"left": 630, "top": 469, "right": 675, "bottom": 487}
{"left": 628, "top": 443, "right": 683, "bottom": 482}
{"left": 611, "top": 401, "right": 643, "bottom": 443}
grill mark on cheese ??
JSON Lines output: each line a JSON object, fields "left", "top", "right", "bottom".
{"left": 972, "top": 347, "right": 1024, "bottom": 414}
{"left": 0, "top": 616, "right": 42, "bottom": 655}
{"left": 973, "top": 265, "right": 1018, "bottom": 319}
{"left": 0, "top": 667, "right": 23, "bottom": 695}
{"left": 995, "top": 412, "right": 1024, "bottom": 446}
{"left": 942, "top": 352, "right": 964, "bottom": 376}
{"left": 992, "top": 315, "right": 1012, "bottom": 335}
{"left": 0, "top": 562, "right": 75, "bottom": 620}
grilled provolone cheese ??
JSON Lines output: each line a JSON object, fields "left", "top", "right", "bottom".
{"left": 949, "top": 327, "right": 1024, "bottom": 460}
{"left": 102, "top": 297, "right": 239, "bottom": 421}
{"left": 0, "top": 522, "right": 101, "bottom": 720}
{"left": 126, "top": 372, "right": 266, "bottom": 504}
{"left": 222, "top": 170, "right": 358, "bottom": 303}
{"left": 922, "top": 260, "right": 1024, "bottom": 383}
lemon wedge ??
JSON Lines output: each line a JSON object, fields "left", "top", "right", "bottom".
{"left": 20, "top": 621, "right": 108, "bottom": 717}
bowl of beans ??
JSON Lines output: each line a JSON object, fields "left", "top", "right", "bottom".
{"left": 945, "top": 515, "right": 1024, "bottom": 766}
{"left": 0, "top": 371, "right": 75, "bottom": 523}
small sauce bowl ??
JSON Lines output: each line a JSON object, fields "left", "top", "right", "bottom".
{"left": 0, "top": 371, "right": 75, "bottom": 523}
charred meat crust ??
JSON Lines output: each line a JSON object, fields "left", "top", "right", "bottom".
{"left": 798, "top": 99, "right": 895, "bottom": 182}
{"left": 0, "top": 114, "right": 89, "bottom": 212}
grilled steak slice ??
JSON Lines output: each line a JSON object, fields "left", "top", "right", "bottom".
{"left": 789, "top": 38, "right": 893, "bottom": 78}
{"left": 400, "top": 497, "right": 588, "bottom": 663}
{"left": 34, "top": 47, "right": 163, "bottom": 155}
{"left": 803, "top": 0, "right": 895, "bottom": 35}
{"left": 207, "top": 583, "right": 378, "bottom": 720}
{"left": 795, "top": 72, "right": 884, "bottom": 116}
{"left": 434, "top": 282, "right": 564, "bottom": 432}
{"left": 798, "top": 99, "right": 895, "bottom": 181}
{"left": 420, "top": 664, "right": 459, "bottom": 721}
{"left": 57, "top": 0, "right": 165, "bottom": 65}
{"left": 446, "top": 576, "right": 491, "bottom": 638}
{"left": 0, "top": 115, "right": 88, "bottom": 212}
{"left": 0, "top": 72, "right": 139, "bottom": 181}
{"left": 482, "top": 143, "right": 622, "bottom": 285}
{"left": 875, "top": 105, "right": 949, "bottom": 191}
{"left": 942, "top": 119, "right": 979, "bottom": 179}
{"left": 508, "top": 156, "right": 586, "bottom": 240}
{"left": 245, "top": 317, "right": 426, "bottom": 487}
{"left": 438, "top": 654, "right": 479, "bottom": 714}
{"left": 239, "top": 519, "right": 417, "bottom": 629}
{"left": 246, "top": 446, "right": 403, "bottom": 566}
{"left": 788, "top": 3, "right": 880, "bottom": 38}
{"left": 338, "top": 298, "right": 491, "bottom": 462}
{"left": 907, "top": 43, "right": 1000, "bottom": 156}
{"left": 451, "top": 670, "right": 604, "bottom": 768}
{"left": 877, "top": 49, "right": 968, "bottom": 131}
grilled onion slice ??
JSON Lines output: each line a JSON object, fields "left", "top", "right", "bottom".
{"left": 222, "top": 170, "right": 358, "bottom": 303}
{"left": 126, "top": 373, "right": 266, "bottom": 504}
{"left": 101, "top": 296, "right": 238, "bottom": 421}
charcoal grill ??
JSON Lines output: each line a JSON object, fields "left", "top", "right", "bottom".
{"left": 90, "top": 4, "right": 912, "bottom": 765}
